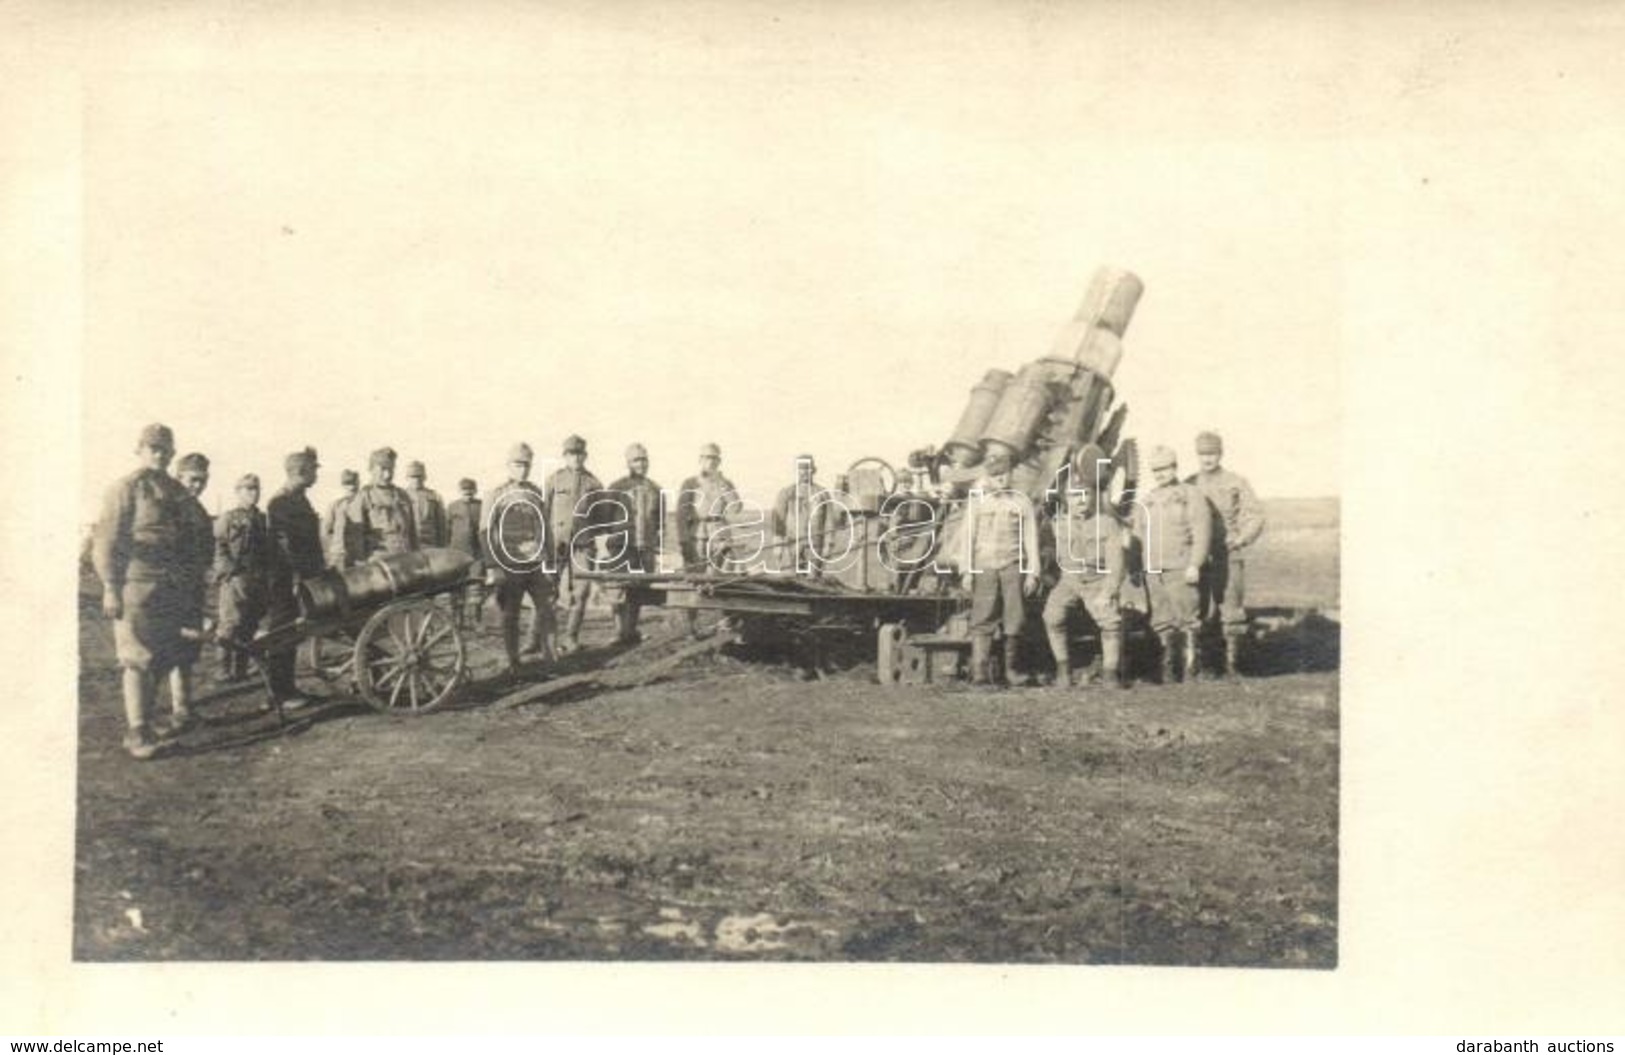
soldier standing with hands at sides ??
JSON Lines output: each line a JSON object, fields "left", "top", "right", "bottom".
{"left": 1042, "top": 471, "right": 1128, "bottom": 690}
{"left": 91, "top": 424, "right": 191, "bottom": 759}
{"left": 676, "top": 442, "right": 740, "bottom": 638}
{"left": 446, "top": 477, "right": 484, "bottom": 628}
{"left": 347, "top": 446, "right": 417, "bottom": 562}
{"left": 404, "top": 460, "right": 448, "bottom": 549}
{"left": 772, "top": 454, "right": 834, "bottom": 575}
{"left": 265, "top": 447, "right": 326, "bottom": 711}
{"left": 961, "top": 448, "right": 1041, "bottom": 687}
{"left": 603, "top": 443, "right": 664, "bottom": 644}
{"left": 544, "top": 435, "right": 606, "bottom": 654}
{"left": 323, "top": 469, "right": 359, "bottom": 569}
{"left": 1139, "top": 445, "right": 1214, "bottom": 683}
{"left": 484, "top": 443, "right": 556, "bottom": 673}
{"left": 169, "top": 452, "right": 214, "bottom": 731}
{"left": 1186, "top": 430, "right": 1266, "bottom": 679}
{"left": 214, "top": 473, "right": 270, "bottom": 684}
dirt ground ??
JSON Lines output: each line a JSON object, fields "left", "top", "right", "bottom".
{"left": 74, "top": 501, "right": 1339, "bottom": 965}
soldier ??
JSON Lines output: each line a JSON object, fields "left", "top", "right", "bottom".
{"left": 961, "top": 449, "right": 1041, "bottom": 686}
{"left": 446, "top": 477, "right": 484, "bottom": 628}
{"left": 543, "top": 434, "right": 607, "bottom": 653}
{"left": 603, "top": 442, "right": 664, "bottom": 644}
{"left": 1187, "top": 430, "right": 1266, "bottom": 679}
{"left": 404, "top": 459, "right": 448, "bottom": 549}
{"left": 346, "top": 446, "right": 417, "bottom": 562}
{"left": 483, "top": 442, "right": 556, "bottom": 672}
{"left": 91, "top": 424, "right": 191, "bottom": 759}
{"left": 675, "top": 442, "right": 740, "bottom": 638}
{"left": 213, "top": 473, "right": 269, "bottom": 683}
{"left": 322, "top": 469, "right": 359, "bottom": 569}
{"left": 1042, "top": 475, "right": 1127, "bottom": 690}
{"left": 771, "top": 454, "right": 835, "bottom": 575}
{"left": 264, "top": 447, "right": 326, "bottom": 710}
{"left": 1138, "top": 445, "right": 1214, "bottom": 683}
{"left": 169, "top": 452, "right": 214, "bottom": 730}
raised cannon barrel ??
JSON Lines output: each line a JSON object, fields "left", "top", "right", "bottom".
{"left": 297, "top": 547, "right": 474, "bottom": 622}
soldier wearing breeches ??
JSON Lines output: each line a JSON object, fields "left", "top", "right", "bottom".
{"left": 265, "top": 448, "right": 326, "bottom": 709}
{"left": 169, "top": 452, "right": 214, "bottom": 730}
{"left": 604, "top": 443, "right": 664, "bottom": 644}
{"left": 545, "top": 434, "right": 608, "bottom": 654}
{"left": 962, "top": 449, "right": 1040, "bottom": 686}
{"left": 214, "top": 474, "right": 269, "bottom": 683}
{"left": 675, "top": 443, "right": 740, "bottom": 638}
{"left": 1187, "top": 430, "right": 1266, "bottom": 678}
{"left": 92, "top": 423, "right": 192, "bottom": 759}
{"left": 1043, "top": 480, "right": 1127, "bottom": 689}
{"left": 1138, "top": 445, "right": 1214, "bottom": 683}
{"left": 484, "top": 442, "right": 556, "bottom": 672}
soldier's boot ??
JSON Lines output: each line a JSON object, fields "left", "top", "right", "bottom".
{"left": 968, "top": 632, "right": 993, "bottom": 686}
{"left": 1158, "top": 631, "right": 1179, "bottom": 684}
{"left": 121, "top": 669, "right": 158, "bottom": 760}
{"left": 1003, "top": 635, "right": 1029, "bottom": 687}
{"left": 1224, "top": 633, "right": 1245, "bottom": 681}
{"left": 1101, "top": 630, "right": 1127, "bottom": 690}
{"left": 1184, "top": 629, "right": 1201, "bottom": 683}
{"left": 164, "top": 667, "right": 195, "bottom": 733}
{"left": 683, "top": 608, "right": 701, "bottom": 641}
{"left": 1046, "top": 629, "right": 1073, "bottom": 688}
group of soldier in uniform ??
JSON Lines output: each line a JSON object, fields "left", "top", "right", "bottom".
{"left": 89, "top": 420, "right": 1261, "bottom": 759}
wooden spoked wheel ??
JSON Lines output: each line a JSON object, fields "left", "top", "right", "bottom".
{"left": 353, "top": 599, "right": 466, "bottom": 714}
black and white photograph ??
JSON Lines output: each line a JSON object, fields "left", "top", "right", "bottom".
{"left": 5, "top": 0, "right": 1623, "bottom": 1038}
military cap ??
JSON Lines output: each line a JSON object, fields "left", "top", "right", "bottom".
{"left": 236, "top": 473, "right": 261, "bottom": 490}
{"left": 1148, "top": 445, "right": 1178, "bottom": 470}
{"left": 176, "top": 452, "right": 210, "bottom": 474}
{"left": 285, "top": 446, "right": 320, "bottom": 473}
{"left": 796, "top": 453, "right": 816, "bottom": 466}
{"left": 562, "top": 434, "right": 587, "bottom": 455}
{"left": 1194, "top": 430, "right": 1224, "bottom": 455}
{"left": 625, "top": 442, "right": 649, "bottom": 464}
{"left": 340, "top": 468, "right": 359, "bottom": 485}
{"left": 508, "top": 442, "right": 534, "bottom": 464}
{"left": 699, "top": 442, "right": 721, "bottom": 459}
{"left": 458, "top": 477, "right": 477, "bottom": 493}
{"left": 369, "top": 446, "right": 397, "bottom": 469}
{"left": 136, "top": 423, "right": 175, "bottom": 451}
{"left": 405, "top": 460, "right": 426, "bottom": 479}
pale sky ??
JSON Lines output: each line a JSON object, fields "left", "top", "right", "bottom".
{"left": 73, "top": 5, "right": 1617, "bottom": 518}
{"left": 74, "top": 5, "right": 1363, "bottom": 518}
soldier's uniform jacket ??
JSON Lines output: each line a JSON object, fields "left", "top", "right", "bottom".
{"left": 446, "top": 496, "right": 483, "bottom": 560}
{"left": 214, "top": 506, "right": 270, "bottom": 584}
{"left": 177, "top": 493, "right": 215, "bottom": 591}
{"left": 1185, "top": 468, "right": 1265, "bottom": 555}
{"left": 544, "top": 467, "right": 607, "bottom": 554}
{"left": 676, "top": 472, "right": 739, "bottom": 550}
{"left": 92, "top": 469, "right": 190, "bottom": 589}
{"left": 322, "top": 495, "right": 354, "bottom": 566}
{"left": 772, "top": 481, "right": 835, "bottom": 549}
{"left": 1137, "top": 481, "right": 1214, "bottom": 573}
{"left": 408, "top": 486, "right": 448, "bottom": 548}
{"left": 604, "top": 475, "right": 664, "bottom": 555}
{"left": 482, "top": 480, "right": 550, "bottom": 568}
{"left": 965, "top": 481, "right": 1038, "bottom": 573}
{"left": 1051, "top": 506, "right": 1127, "bottom": 590}
{"left": 347, "top": 484, "right": 417, "bottom": 560}
{"left": 267, "top": 487, "right": 325, "bottom": 583}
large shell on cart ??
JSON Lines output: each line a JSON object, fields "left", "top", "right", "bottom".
{"left": 297, "top": 548, "right": 474, "bottom": 620}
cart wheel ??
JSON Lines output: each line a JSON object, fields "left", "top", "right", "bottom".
{"left": 877, "top": 623, "right": 906, "bottom": 686}
{"left": 353, "top": 599, "right": 466, "bottom": 714}
{"left": 303, "top": 635, "right": 355, "bottom": 682}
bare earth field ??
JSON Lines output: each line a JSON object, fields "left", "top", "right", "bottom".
{"left": 74, "top": 499, "right": 1339, "bottom": 965}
